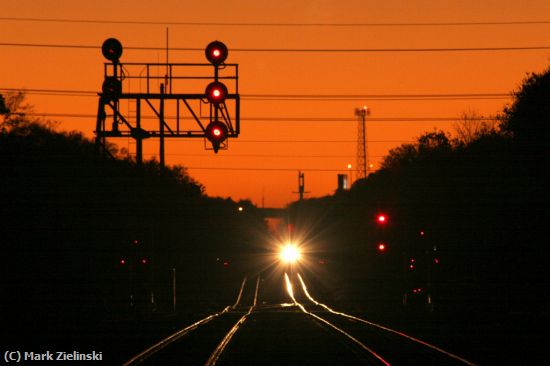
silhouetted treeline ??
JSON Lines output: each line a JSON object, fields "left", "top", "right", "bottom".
{"left": 0, "top": 114, "right": 267, "bottom": 336}
{"left": 288, "top": 67, "right": 549, "bottom": 315}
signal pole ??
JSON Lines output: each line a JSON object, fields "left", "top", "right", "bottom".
{"left": 354, "top": 106, "right": 370, "bottom": 180}
{"left": 159, "top": 83, "right": 165, "bottom": 169}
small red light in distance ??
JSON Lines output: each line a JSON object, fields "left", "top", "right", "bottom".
{"left": 378, "top": 243, "right": 386, "bottom": 251}
{"left": 377, "top": 214, "right": 386, "bottom": 223}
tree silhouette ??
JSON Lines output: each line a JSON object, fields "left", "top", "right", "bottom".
{"left": 0, "top": 94, "right": 8, "bottom": 115}
{"left": 1, "top": 91, "right": 57, "bottom": 132}
{"left": 501, "top": 66, "right": 550, "bottom": 148}
{"left": 452, "top": 110, "right": 499, "bottom": 145}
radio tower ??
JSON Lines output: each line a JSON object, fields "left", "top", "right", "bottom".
{"left": 354, "top": 106, "right": 370, "bottom": 180}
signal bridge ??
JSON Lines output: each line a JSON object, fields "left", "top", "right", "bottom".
{"left": 96, "top": 38, "right": 240, "bottom": 164}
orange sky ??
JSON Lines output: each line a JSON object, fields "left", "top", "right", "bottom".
{"left": 2, "top": 1, "right": 550, "bottom": 207}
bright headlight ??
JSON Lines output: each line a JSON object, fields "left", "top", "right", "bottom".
{"left": 280, "top": 243, "right": 301, "bottom": 264}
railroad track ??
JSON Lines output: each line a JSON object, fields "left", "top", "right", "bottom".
{"left": 122, "top": 275, "right": 259, "bottom": 366}
{"left": 123, "top": 272, "right": 478, "bottom": 365}
{"left": 286, "top": 272, "right": 478, "bottom": 366}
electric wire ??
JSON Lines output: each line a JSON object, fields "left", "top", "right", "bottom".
{"left": 2, "top": 42, "right": 550, "bottom": 53}
{"left": 9, "top": 112, "right": 499, "bottom": 123}
{"left": 0, "top": 88, "right": 511, "bottom": 101}
{"left": 2, "top": 16, "right": 550, "bottom": 27}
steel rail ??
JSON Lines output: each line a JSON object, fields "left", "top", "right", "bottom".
{"left": 205, "top": 276, "right": 260, "bottom": 366}
{"left": 296, "top": 273, "right": 478, "bottom": 366}
{"left": 232, "top": 276, "right": 248, "bottom": 309}
{"left": 284, "top": 273, "right": 391, "bottom": 366}
{"left": 121, "top": 306, "right": 231, "bottom": 366}
{"left": 122, "top": 275, "right": 249, "bottom": 366}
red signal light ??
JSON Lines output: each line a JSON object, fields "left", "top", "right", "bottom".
{"left": 205, "top": 40, "right": 228, "bottom": 66}
{"left": 377, "top": 243, "right": 386, "bottom": 251}
{"left": 141, "top": 258, "right": 148, "bottom": 265}
{"left": 377, "top": 214, "right": 387, "bottom": 224}
{"left": 102, "top": 38, "right": 123, "bottom": 63}
{"left": 120, "top": 259, "right": 126, "bottom": 265}
{"left": 205, "top": 121, "right": 229, "bottom": 153}
{"left": 205, "top": 81, "right": 228, "bottom": 104}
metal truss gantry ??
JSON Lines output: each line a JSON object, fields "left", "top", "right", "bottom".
{"left": 96, "top": 49, "right": 240, "bottom": 166}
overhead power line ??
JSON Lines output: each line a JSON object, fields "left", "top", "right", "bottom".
{"left": 0, "top": 88, "right": 510, "bottom": 101}
{"left": 2, "top": 42, "right": 550, "bottom": 53}
{"left": 2, "top": 16, "right": 550, "bottom": 27}
{"left": 233, "top": 140, "right": 408, "bottom": 143}
{"left": 14, "top": 112, "right": 499, "bottom": 123}
{"left": 142, "top": 152, "right": 390, "bottom": 158}
{"left": 245, "top": 95, "right": 510, "bottom": 101}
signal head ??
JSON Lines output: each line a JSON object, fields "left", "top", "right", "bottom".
{"left": 205, "top": 121, "right": 229, "bottom": 152}
{"left": 205, "top": 40, "right": 228, "bottom": 66}
{"left": 102, "top": 76, "right": 122, "bottom": 95}
{"left": 205, "top": 81, "right": 228, "bottom": 104}
{"left": 102, "top": 38, "right": 123, "bottom": 63}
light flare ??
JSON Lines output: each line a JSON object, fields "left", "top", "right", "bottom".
{"left": 280, "top": 244, "right": 301, "bottom": 264}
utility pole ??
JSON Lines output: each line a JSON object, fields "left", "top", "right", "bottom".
{"left": 298, "top": 171, "right": 305, "bottom": 201}
{"left": 293, "top": 171, "right": 309, "bottom": 201}
{"left": 354, "top": 106, "right": 370, "bottom": 180}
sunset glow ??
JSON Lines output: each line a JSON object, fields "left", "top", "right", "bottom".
{"left": 2, "top": 1, "right": 550, "bottom": 207}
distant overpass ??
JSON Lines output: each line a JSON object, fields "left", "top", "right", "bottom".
{"left": 260, "top": 207, "right": 286, "bottom": 218}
